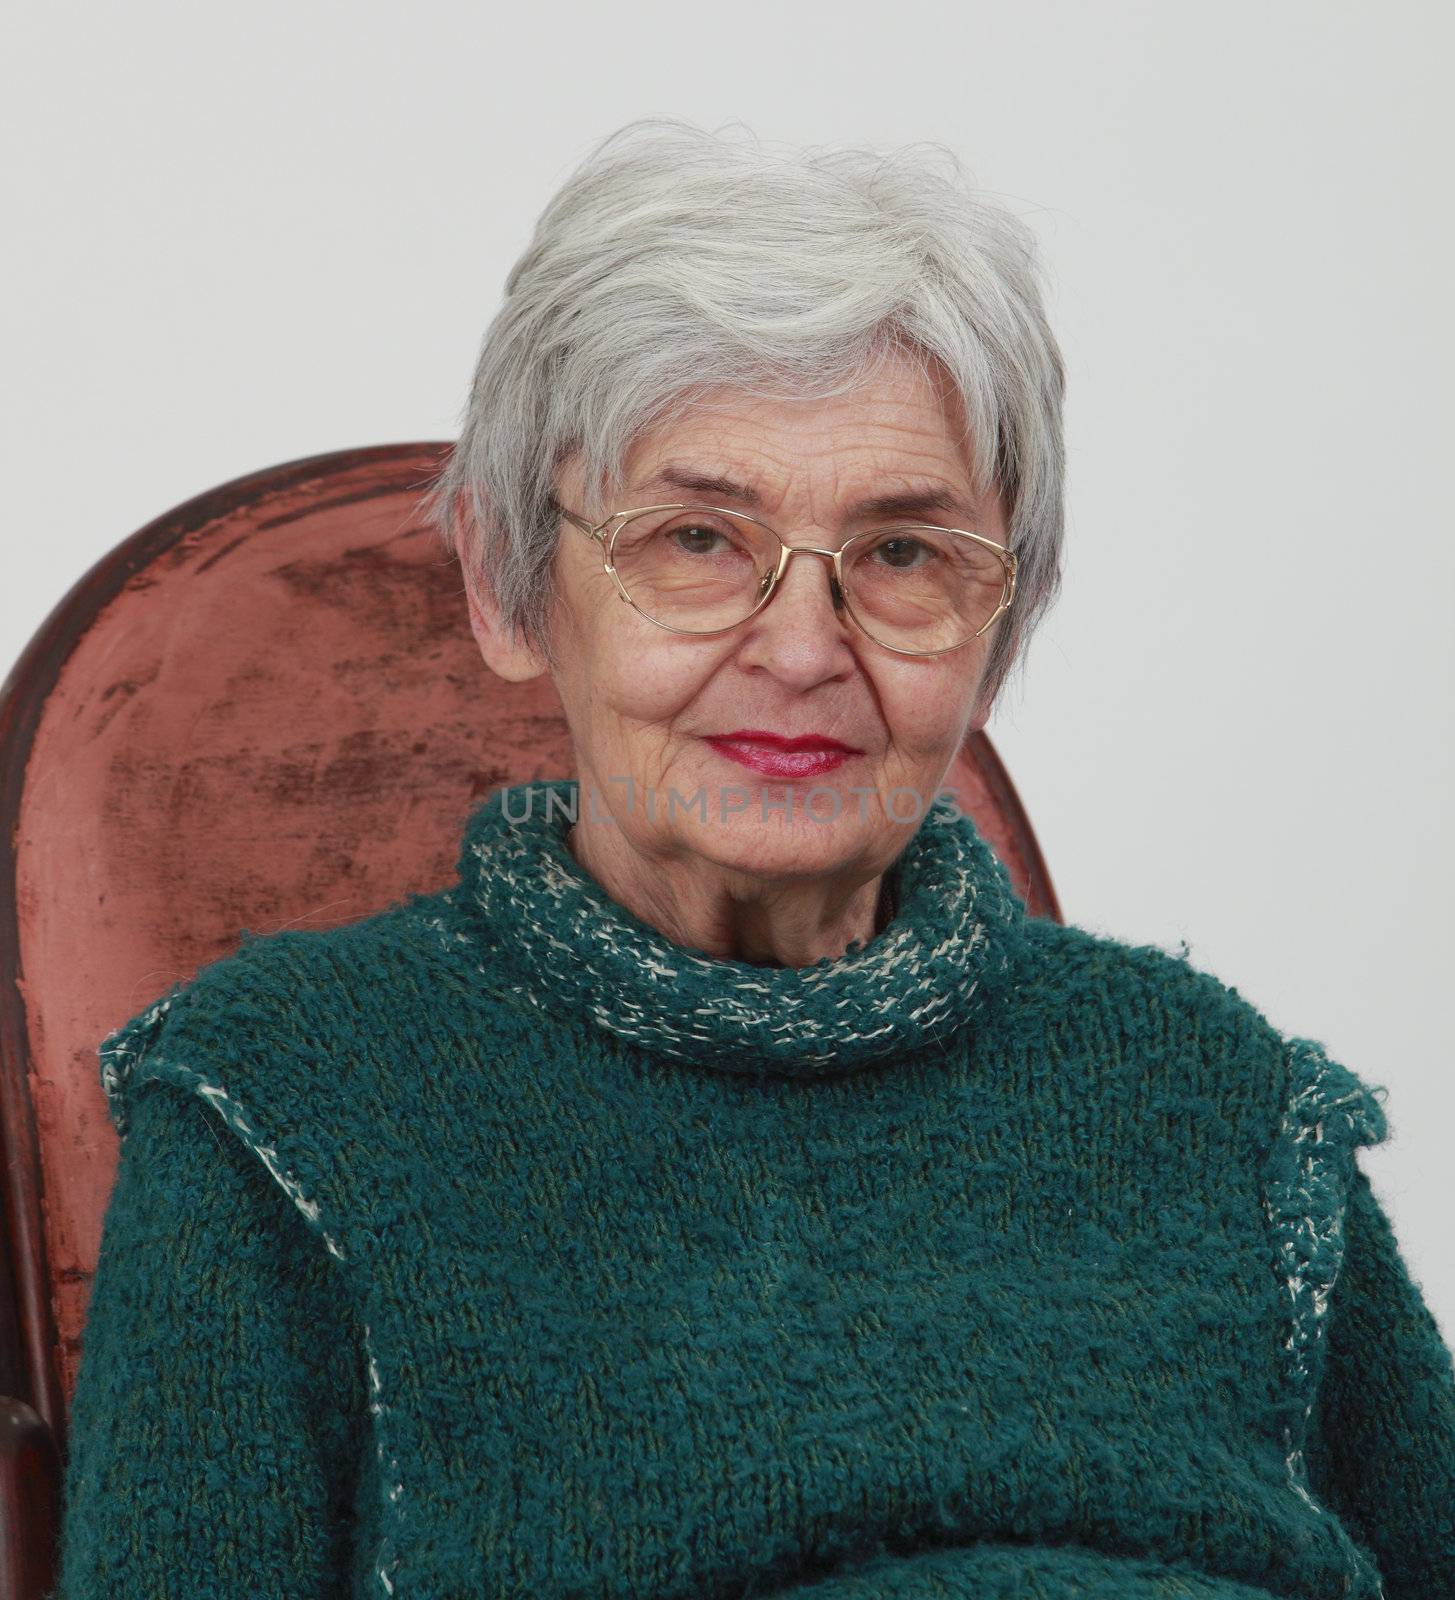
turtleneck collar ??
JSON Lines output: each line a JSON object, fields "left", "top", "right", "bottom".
{"left": 454, "top": 777, "right": 1025, "bottom": 1081}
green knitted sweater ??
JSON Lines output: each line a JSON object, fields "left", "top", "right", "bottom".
{"left": 54, "top": 778, "right": 1455, "bottom": 1599}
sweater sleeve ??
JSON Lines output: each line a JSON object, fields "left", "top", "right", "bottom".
{"left": 1304, "top": 1161, "right": 1455, "bottom": 1597}
{"left": 51, "top": 1080, "right": 369, "bottom": 1600}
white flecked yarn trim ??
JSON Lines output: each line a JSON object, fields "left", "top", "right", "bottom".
{"left": 364, "top": 1322, "right": 405, "bottom": 1596}
{"left": 1261, "top": 1035, "right": 1389, "bottom": 1598}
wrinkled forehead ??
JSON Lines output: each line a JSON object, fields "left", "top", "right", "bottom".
{"left": 559, "top": 354, "right": 990, "bottom": 520}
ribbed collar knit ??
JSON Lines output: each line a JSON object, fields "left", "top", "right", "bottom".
{"left": 455, "top": 776, "right": 1026, "bottom": 1080}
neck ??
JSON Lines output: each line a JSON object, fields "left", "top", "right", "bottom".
{"left": 564, "top": 813, "right": 892, "bottom": 968}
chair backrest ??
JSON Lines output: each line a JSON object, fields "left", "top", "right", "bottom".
{"left": 0, "top": 441, "right": 1062, "bottom": 1459}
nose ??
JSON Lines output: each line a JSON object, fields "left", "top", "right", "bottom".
{"left": 732, "top": 544, "right": 854, "bottom": 685}
{"left": 766, "top": 543, "right": 850, "bottom": 620}
{"left": 779, "top": 543, "right": 848, "bottom": 610}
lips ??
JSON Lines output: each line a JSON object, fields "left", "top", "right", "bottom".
{"left": 704, "top": 729, "right": 863, "bottom": 779}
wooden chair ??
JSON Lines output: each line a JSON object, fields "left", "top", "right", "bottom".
{"left": 0, "top": 442, "right": 1062, "bottom": 1598}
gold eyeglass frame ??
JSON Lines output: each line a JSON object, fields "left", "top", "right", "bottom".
{"left": 550, "top": 498, "right": 1018, "bottom": 658}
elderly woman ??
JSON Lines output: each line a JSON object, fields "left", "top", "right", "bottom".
{"left": 56, "top": 120, "right": 1453, "bottom": 1600}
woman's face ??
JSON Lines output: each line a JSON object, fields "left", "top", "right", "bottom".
{"left": 478, "top": 352, "right": 1009, "bottom": 886}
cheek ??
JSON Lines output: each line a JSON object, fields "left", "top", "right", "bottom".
{"left": 875, "top": 657, "right": 984, "bottom": 753}
{"left": 560, "top": 604, "right": 733, "bottom": 733}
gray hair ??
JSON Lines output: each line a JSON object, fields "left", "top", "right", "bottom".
{"left": 420, "top": 117, "right": 1066, "bottom": 706}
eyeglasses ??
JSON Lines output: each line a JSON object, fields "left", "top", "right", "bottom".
{"left": 550, "top": 499, "right": 1017, "bottom": 657}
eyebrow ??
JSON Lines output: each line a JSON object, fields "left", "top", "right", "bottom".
{"left": 636, "top": 465, "right": 981, "bottom": 526}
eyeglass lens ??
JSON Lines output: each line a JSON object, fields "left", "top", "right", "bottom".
{"left": 607, "top": 506, "right": 1008, "bottom": 652}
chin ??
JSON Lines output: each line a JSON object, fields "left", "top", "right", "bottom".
{"left": 667, "top": 800, "right": 880, "bottom": 883}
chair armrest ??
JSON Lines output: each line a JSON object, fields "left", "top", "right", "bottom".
{"left": 0, "top": 1395, "right": 60, "bottom": 1600}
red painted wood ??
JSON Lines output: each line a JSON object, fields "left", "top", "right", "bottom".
{"left": 0, "top": 1398, "right": 59, "bottom": 1598}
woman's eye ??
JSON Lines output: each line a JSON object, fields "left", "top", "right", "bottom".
{"left": 668, "top": 523, "right": 730, "bottom": 555}
{"left": 872, "top": 535, "right": 931, "bottom": 569}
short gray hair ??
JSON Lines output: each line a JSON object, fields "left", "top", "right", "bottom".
{"left": 421, "top": 117, "right": 1066, "bottom": 705}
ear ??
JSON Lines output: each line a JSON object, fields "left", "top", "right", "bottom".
{"left": 452, "top": 490, "right": 551, "bottom": 682}
{"left": 464, "top": 565, "right": 551, "bottom": 682}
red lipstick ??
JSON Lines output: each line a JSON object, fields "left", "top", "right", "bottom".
{"left": 704, "top": 729, "right": 863, "bottom": 780}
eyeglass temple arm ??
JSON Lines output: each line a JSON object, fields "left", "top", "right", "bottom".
{"left": 549, "top": 499, "right": 603, "bottom": 541}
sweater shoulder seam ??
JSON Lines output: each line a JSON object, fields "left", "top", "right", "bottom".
{"left": 1258, "top": 1032, "right": 1391, "bottom": 1590}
